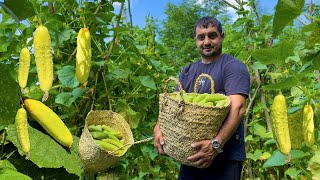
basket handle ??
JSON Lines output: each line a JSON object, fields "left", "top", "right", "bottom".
{"left": 109, "top": 137, "right": 154, "bottom": 155}
{"left": 194, "top": 73, "right": 215, "bottom": 94}
{"left": 164, "top": 77, "right": 183, "bottom": 93}
{"left": 163, "top": 76, "right": 186, "bottom": 103}
{"left": 162, "top": 77, "right": 186, "bottom": 121}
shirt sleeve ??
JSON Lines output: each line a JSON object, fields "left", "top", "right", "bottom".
{"left": 224, "top": 61, "right": 250, "bottom": 98}
{"left": 175, "top": 65, "right": 189, "bottom": 92}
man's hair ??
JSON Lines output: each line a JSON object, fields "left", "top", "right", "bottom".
{"left": 193, "top": 16, "right": 223, "bottom": 37}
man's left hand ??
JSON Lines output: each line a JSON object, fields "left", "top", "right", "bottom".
{"left": 187, "top": 140, "right": 217, "bottom": 168}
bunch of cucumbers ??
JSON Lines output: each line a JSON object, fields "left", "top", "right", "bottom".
{"left": 170, "top": 92, "right": 229, "bottom": 107}
{"left": 88, "top": 124, "right": 126, "bottom": 156}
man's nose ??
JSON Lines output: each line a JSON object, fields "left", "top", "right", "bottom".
{"left": 203, "top": 36, "right": 211, "bottom": 45}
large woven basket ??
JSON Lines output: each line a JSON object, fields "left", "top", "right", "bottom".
{"left": 78, "top": 110, "right": 134, "bottom": 172}
{"left": 159, "top": 73, "right": 231, "bottom": 166}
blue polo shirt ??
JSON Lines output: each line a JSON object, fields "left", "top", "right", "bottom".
{"left": 177, "top": 54, "right": 250, "bottom": 161}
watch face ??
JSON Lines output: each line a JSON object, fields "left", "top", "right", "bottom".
{"left": 212, "top": 140, "right": 220, "bottom": 148}
{"left": 212, "top": 140, "right": 223, "bottom": 153}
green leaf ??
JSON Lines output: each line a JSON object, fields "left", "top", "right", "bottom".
{"left": 3, "top": 0, "right": 35, "bottom": 21}
{"left": 305, "top": 26, "right": 320, "bottom": 49}
{"left": 247, "top": 150, "right": 263, "bottom": 161}
{"left": 55, "top": 92, "right": 73, "bottom": 107}
{"left": 267, "top": 72, "right": 283, "bottom": 80}
{"left": 262, "top": 76, "right": 300, "bottom": 90}
{"left": 0, "top": 160, "right": 16, "bottom": 170}
{"left": 6, "top": 124, "right": 82, "bottom": 177}
{"left": 251, "top": 61, "right": 267, "bottom": 70}
{"left": 0, "top": 64, "right": 20, "bottom": 130}
{"left": 262, "top": 150, "right": 288, "bottom": 168}
{"left": 0, "top": 168, "right": 32, "bottom": 180}
{"left": 263, "top": 150, "right": 310, "bottom": 168}
{"left": 117, "top": 100, "right": 142, "bottom": 129}
{"left": 285, "top": 167, "right": 302, "bottom": 179}
{"left": 139, "top": 76, "right": 156, "bottom": 90}
{"left": 253, "top": 124, "right": 272, "bottom": 139}
{"left": 55, "top": 87, "right": 88, "bottom": 108}
{"left": 141, "top": 145, "right": 158, "bottom": 161}
{"left": 308, "top": 149, "right": 320, "bottom": 179}
{"left": 110, "top": 68, "right": 131, "bottom": 79}
{"left": 57, "top": 66, "right": 79, "bottom": 88}
{"left": 22, "top": 85, "right": 43, "bottom": 101}
{"left": 55, "top": 28, "right": 75, "bottom": 47}
{"left": 273, "top": 0, "right": 304, "bottom": 37}
{"left": 251, "top": 41, "right": 295, "bottom": 67}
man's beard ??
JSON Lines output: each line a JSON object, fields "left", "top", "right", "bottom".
{"left": 199, "top": 45, "right": 222, "bottom": 58}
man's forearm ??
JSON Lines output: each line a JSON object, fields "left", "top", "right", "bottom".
{"left": 214, "top": 95, "right": 246, "bottom": 148}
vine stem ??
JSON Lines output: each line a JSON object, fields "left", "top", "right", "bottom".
{"left": 297, "top": 163, "right": 312, "bottom": 179}
{"left": 0, "top": 128, "right": 7, "bottom": 160}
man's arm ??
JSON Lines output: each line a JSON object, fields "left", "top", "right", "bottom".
{"left": 187, "top": 94, "right": 247, "bottom": 168}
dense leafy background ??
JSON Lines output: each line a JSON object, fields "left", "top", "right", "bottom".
{"left": 0, "top": 0, "right": 319, "bottom": 179}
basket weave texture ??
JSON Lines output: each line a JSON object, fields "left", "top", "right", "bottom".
{"left": 159, "top": 73, "right": 231, "bottom": 166}
{"left": 78, "top": 110, "right": 134, "bottom": 172}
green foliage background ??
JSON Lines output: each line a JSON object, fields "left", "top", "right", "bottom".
{"left": 0, "top": 0, "right": 319, "bottom": 179}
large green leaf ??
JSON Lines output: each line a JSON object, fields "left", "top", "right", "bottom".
{"left": 273, "top": 0, "right": 304, "bottom": 37}
{"left": 6, "top": 124, "right": 82, "bottom": 177}
{"left": 262, "top": 76, "right": 300, "bottom": 90}
{"left": 308, "top": 149, "right": 320, "bottom": 179}
{"left": 3, "top": 0, "right": 35, "bottom": 21}
{"left": 138, "top": 76, "right": 156, "bottom": 90}
{"left": 0, "top": 64, "right": 20, "bottom": 130}
{"left": 0, "top": 168, "right": 32, "bottom": 180}
{"left": 57, "top": 66, "right": 79, "bottom": 88}
{"left": 263, "top": 150, "right": 310, "bottom": 168}
{"left": 251, "top": 41, "right": 295, "bottom": 67}
{"left": 55, "top": 87, "right": 89, "bottom": 108}
{"left": 305, "top": 26, "right": 320, "bottom": 49}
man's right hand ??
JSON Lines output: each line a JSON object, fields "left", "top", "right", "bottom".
{"left": 154, "top": 121, "right": 166, "bottom": 155}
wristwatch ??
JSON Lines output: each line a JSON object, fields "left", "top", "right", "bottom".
{"left": 211, "top": 140, "right": 223, "bottom": 153}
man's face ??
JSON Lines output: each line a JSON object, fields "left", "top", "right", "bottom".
{"left": 195, "top": 25, "right": 224, "bottom": 58}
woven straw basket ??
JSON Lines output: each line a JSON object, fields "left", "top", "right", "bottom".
{"left": 78, "top": 110, "right": 134, "bottom": 172}
{"left": 159, "top": 73, "right": 231, "bottom": 166}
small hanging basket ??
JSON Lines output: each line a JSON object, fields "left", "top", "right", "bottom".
{"left": 78, "top": 110, "right": 134, "bottom": 172}
{"left": 158, "top": 73, "right": 231, "bottom": 166}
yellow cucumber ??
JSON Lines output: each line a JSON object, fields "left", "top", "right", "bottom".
{"left": 18, "top": 47, "right": 30, "bottom": 92}
{"left": 33, "top": 24, "right": 53, "bottom": 102}
{"left": 270, "top": 93, "right": 291, "bottom": 155}
{"left": 24, "top": 99, "right": 73, "bottom": 148}
{"left": 76, "top": 27, "right": 91, "bottom": 84}
{"left": 15, "top": 107, "right": 30, "bottom": 159}
{"left": 303, "top": 105, "right": 314, "bottom": 148}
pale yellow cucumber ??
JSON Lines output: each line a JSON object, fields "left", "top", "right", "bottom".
{"left": 24, "top": 99, "right": 73, "bottom": 148}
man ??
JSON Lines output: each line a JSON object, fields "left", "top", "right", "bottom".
{"left": 154, "top": 16, "right": 250, "bottom": 179}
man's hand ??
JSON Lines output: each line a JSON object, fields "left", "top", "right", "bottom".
{"left": 154, "top": 121, "right": 166, "bottom": 155}
{"left": 187, "top": 140, "right": 217, "bottom": 168}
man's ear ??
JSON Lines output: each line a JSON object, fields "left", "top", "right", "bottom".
{"left": 221, "top": 32, "right": 225, "bottom": 39}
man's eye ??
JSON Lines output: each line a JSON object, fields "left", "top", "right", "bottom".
{"left": 208, "top": 34, "right": 217, "bottom": 39}
{"left": 197, "top": 36, "right": 204, "bottom": 40}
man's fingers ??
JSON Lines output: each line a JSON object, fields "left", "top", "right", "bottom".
{"left": 154, "top": 137, "right": 166, "bottom": 155}
{"left": 187, "top": 152, "right": 202, "bottom": 162}
{"left": 190, "top": 141, "right": 203, "bottom": 149}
